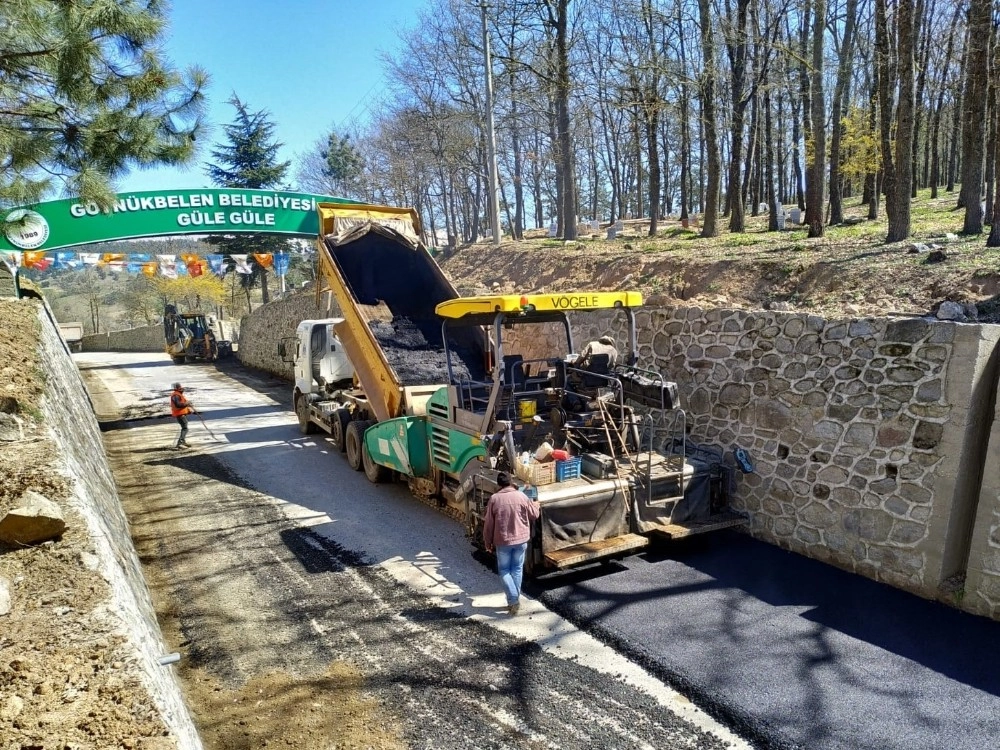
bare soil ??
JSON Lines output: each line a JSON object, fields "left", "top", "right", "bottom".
{"left": 438, "top": 198, "right": 1000, "bottom": 321}
{"left": 0, "top": 299, "right": 172, "bottom": 750}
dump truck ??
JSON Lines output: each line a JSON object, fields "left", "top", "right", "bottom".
{"left": 58, "top": 321, "right": 84, "bottom": 352}
{"left": 291, "top": 202, "right": 745, "bottom": 573}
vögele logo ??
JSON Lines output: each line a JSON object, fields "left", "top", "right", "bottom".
{"left": 4, "top": 209, "right": 50, "bottom": 249}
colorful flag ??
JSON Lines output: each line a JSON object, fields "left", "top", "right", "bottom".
{"left": 253, "top": 253, "right": 273, "bottom": 269}
{"left": 142, "top": 262, "right": 158, "bottom": 277}
{"left": 23, "top": 251, "right": 47, "bottom": 268}
{"left": 126, "top": 262, "right": 142, "bottom": 274}
{"left": 187, "top": 260, "right": 203, "bottom": 277}
{"left": 230, "top": 254, "right": 252, "bottom": 274}
{"left": 53, "top": 252, "right": 79, "bottom": 270}
{"left": 80, "top": 253, "right": 100, "bottom": 265}
{"left": 129, "top": 253, "right": 152, "bottom": 263}
{"left": 101, "top": 252, "right": 126, "bottom": 264}
{"left": 156, "top": 254, "right": 176, "bottom": 264}
{"left": 180, "top": 252, "right": 201, "bottom": 265}
{"left": 206, "top": 254, "right": 226, "bottom": 276}
{"left": 273, "top": 252, "right": 290, "bottom": 276}
{"left": 159, "top": 262, "right": 177, "bottom": 279}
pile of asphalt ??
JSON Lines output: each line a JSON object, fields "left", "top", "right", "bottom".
{"left": 371, "top": 317, "right": 478, "bottom": 386}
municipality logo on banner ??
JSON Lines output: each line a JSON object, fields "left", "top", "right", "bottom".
{"left": 3, "top": 209, "right": 50, "bottom": 250}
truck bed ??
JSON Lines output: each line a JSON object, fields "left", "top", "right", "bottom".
{"left": 317, "top": 204, "right": 487, "bottom": 420}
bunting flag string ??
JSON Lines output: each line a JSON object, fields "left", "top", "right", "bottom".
{"left": 3, "top": 250, "right": 295, "bottom": 279}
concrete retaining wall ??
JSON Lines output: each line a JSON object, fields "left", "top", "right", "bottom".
{"left": 967, "top": 349, "right": 1000, "bottom": 619}
{"left": 236, "top": 286, "right": 336, "bottom": 379}
{"left": 81, "top": 320, "right": 239, "bottom": 355}
{"left": 82, "top": 324, "right": 164, "bottom": 352}
{"left": 35, "top": 306, "right": 201, "bottom": 748}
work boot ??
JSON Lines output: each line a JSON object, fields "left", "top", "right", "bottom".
{"left": 507, "top": 601, "right": 520, "bottom": 616}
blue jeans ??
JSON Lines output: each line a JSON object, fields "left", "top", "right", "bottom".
{"left": 496, "top": 542, "right": 528, "bottom": 606}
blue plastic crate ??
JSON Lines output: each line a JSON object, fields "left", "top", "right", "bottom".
{"left": 555, "top": 457, "right": 582, "bottom": 481}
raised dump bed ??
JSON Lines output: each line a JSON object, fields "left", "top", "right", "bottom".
{"left": 316, "top": 203, "right": 487, "bottom": 420}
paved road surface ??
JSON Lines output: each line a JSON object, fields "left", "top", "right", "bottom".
{"left": 80, "top": 352, "right": 1000, "bottom": 750}
{"left": 78, "top": 352, "right": 748, "bottom": 749}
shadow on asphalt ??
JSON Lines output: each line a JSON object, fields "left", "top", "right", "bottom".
{"left": 608, "top": 529, "right": 1000, "bottom": 697}
{"left": 78, "top": 358, "right": 174, "bottom": 370}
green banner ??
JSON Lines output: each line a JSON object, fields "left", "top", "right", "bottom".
{"left": 0, "top": 189, "right": 357, "bottom": 252}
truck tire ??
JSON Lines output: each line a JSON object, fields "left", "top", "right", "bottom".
{"left": 172, "top": 356, "right": 186, "bottom": 364}
{"left": 345, "top": 420, "right": 370, "bottom": 472}
{"left": 330, "top": 408, "right": 351, "bottom": 452}
{"left": 296, "top": 395, "right": 318, "bottom": 435}
{"left": 363, "top": 437, "right": 390, "bottom": 483}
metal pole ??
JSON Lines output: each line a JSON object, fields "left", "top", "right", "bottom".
{"left": 480, "top": 2, "right": 502, "bottom": 247}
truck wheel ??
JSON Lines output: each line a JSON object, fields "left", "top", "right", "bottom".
{"left": 330, "top": 408, "right": 351, "bottom": 452}
{"left": 172, "top": 356, "right": 186, "bottom": 364}
{"left": 345, "top": 420, "right": 370, "bottom": 471}
{"left": 363, "top": 439, "right": 390, "bottom": 483}
{"left": 296, "top": 395, "right": 318, "bottom": 435}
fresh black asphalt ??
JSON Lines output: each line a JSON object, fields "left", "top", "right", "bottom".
{"left": 531, "top": 530, "right": 1000, "bottom": 750}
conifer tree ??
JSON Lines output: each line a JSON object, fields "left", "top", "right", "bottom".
{"left": 0, "top": 0, "right": 207, "bottom": 208}
{"left": 204, "top": 96, "right": 290, "bottom": 304}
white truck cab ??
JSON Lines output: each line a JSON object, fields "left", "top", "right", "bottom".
{"left": 286, "top": 319, "right": 354, "bottom": 397}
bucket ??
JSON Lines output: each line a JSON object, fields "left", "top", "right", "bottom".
{"left": 517, "top": 398, "right": 537, "bottom": 423}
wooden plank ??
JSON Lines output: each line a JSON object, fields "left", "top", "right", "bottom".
{"left": 649, "top": 511, "right": 749, "bottom": 540}
{"left": 544, "top": 533, "right": 649, "bottom": 568}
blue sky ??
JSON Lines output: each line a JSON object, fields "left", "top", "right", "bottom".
{"left": 117, "top": 0, "right": 423, "bottom": 194}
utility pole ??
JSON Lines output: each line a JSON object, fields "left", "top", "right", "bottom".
{"left": 479, "top": 1, "right": 502, "bottom": 247}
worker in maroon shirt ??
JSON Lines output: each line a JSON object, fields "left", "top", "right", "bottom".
{"left": 483, "top": 471, "right": 540, "bottom": 616}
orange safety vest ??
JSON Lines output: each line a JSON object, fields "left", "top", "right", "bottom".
{"left": 170, "top": 389, "right": 192, "bottom": 417}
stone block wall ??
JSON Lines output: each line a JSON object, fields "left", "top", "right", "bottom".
{"left": 581, "top": 306, "right": 1000, "bottom": 603}
{"left": 236, "top": 285, "right": 337, "bottom": 379}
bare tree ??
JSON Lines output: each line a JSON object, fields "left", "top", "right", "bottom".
{"left": 959, "top": 0, "right": 992, "bottom": 234}
{"left": 698, "top": 0, "right": 722, "bottom": 237}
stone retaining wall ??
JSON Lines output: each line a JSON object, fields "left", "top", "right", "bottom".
{"left": 576, "top": 306, "right": 1000, "bottom": 609}
{"left": 35, "top": 305, "right": 201, "bottom": 747}
{"left": 236, "top": 286, "right": 336, "bottom": 378}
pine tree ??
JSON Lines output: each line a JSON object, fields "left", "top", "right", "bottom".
{"left": 0, "top": 0, "right": 207, "bottom": 209}
{"left": 204, "top": 96, "right": 290, "bottom": 304}
{"left": 321, "top": 131, "right": 364, "bottom": 198}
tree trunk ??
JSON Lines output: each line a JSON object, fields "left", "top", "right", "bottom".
{"left": 726, "top": 0, "right": 751, "bottom": 233}
{"left": 550, "top": 0, "right": 577, "bottom": 240}
{"left": 887, "top": 0, "right": 916, "bottom": 242}
{"left": 805, "top": 0, "right": 826, "bottom": 238}
{"left": 698, "top": 0, "right": 721, "bottom": 237}
{"left": 678, "top": 1, "right": 691, "bottom": 223}
{"left": 948, "top": 24, "right": 969, "bottom": 194}
{"left": 960, "top": 0, "right": 992, "bottom": 233}
{"left": 828, "top": 0, "right": 858, "bottom": 225}
{"left": 510, "top": 92, "right": 524, "bottom": 240}
{"left": 765, "top": 89, "right": 780, "bottom": 231}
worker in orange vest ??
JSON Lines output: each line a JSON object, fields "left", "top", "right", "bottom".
{"left": 170, "top": 382, "right": 197, "bottom": 450}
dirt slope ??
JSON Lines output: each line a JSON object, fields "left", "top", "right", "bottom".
{"left": 439, "top": 200, "right": 1000, "bottom": 321}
